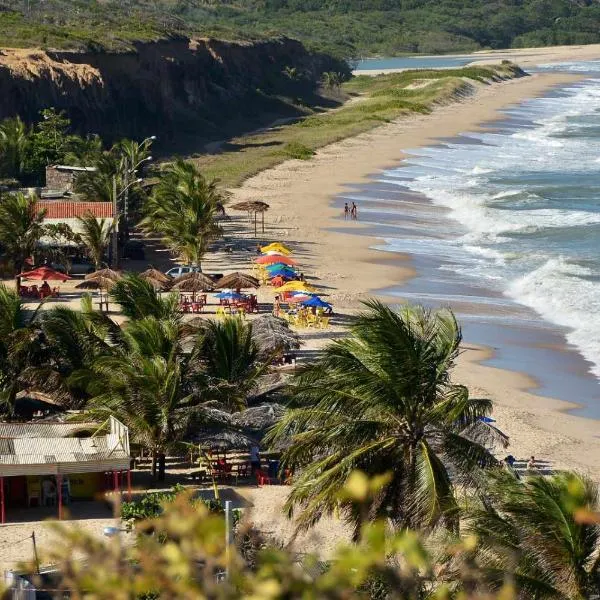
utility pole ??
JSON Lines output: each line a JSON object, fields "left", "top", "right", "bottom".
{"left": 224, "top": 500, "right": 233, "bottom": 580}
{"left": 31, "top": 532, "right": 40, "bottom": 574}
{"left": 112, "top": 175, "right": 119, "bottom": 268}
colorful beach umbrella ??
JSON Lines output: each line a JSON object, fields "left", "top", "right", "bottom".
{"left": 256, "top": 255, "right": 297, "bottom": 266}
{"left": 215, "top": 291, "right": 245, "bottom": 300}
{"left": 300, "top": 296, "right": 332, "bottom": 309}
{"left": 265, "top": 262, "right": 297, "bottom": 273}
{"left": 287, "top": 294, "right": 311, "bottom": 304}
{"left": 262, "top": 242, "right": 292, "bottom": 253}
{"left": 19, "top": 266, "right": 71, "bottom": 281}
{"left": 268, "top": 267, "right": 298, "bottom": 279}
{"left": 276, "top": 281, "right": 317, "bottom": 293}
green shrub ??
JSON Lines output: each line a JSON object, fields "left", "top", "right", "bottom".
{"left": 281, "top": 141, "right": 315, "bottom": 160}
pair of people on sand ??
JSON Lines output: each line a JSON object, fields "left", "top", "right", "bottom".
{"left": 344, "top": 202, "right": 358, "bottom": 220}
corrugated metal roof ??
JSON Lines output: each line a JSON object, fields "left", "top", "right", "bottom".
{"left": 38, "top": 201, "right": 113, "bottom": 219}
{"left": 53, "top": 165, "right": 97, "bottom": 172}
{"left": 0, "top": 436, "right": 127, "bottom": 465}
{"left": 0, "top": 423, "right": 98, "bottom": 439}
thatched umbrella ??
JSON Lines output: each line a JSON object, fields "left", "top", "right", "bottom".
{"left": 215, "top": 272, "right": 260, "bottom": 292}
{"left": 172, "top": 272, "right": 214, "bottom": 288}
{"left": 85, "top": 268, "right": 121, "bottom": 282}
{"left": 144, "top": 276, "right": 171, "bottom": 292}
{"left": 171, "top": 272, "right": 214, "bottom": 293}
{"left": 251, "top": 315, "right": 300, "bottom": 356}
{"left": 140, "top": 268, "right": 171, "bottom": 285}
{"left": 76, "top": 277, "right": 116, "bottom": 312}
{"left": 231, "top": 200, "right": 269, "bottom": 236}
{"left": 231, "top": 403, "right": 286, "bottom": 434}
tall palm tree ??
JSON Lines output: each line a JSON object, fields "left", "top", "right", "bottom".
{"left": 74, "top": 315, "right": 199, "bottom": 480}
{"left": 76, "top": 212, "right": 114, "bottom": 270}
{"left": 0, "top": 284, "right": 45, "bottom": 414}
{"left": 141, "top": 159, "right": 225, "bottom": 269}
{"left": 0, "top": 192, "right": 45, "bottom": 284}
{"left": 0, "top": 117, "right": 28, "bottom": 180}
{"left": 110, "top": 274, "right": 180, "bottom": 321}
{"left": 463, "top": 470, "right": 600, "bottom": 599}
{"left": 267, "top": 300, "right": 504, "bottom": 537}
{"left": 74, "top": 152, "right": 120, "bottom": 203}
{"left": 192, "top": 317, "right": 269, "bottom": 412}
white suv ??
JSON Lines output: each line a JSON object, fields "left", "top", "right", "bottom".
{"left": 165, "top": 265, "right": 202, "bottom": 278}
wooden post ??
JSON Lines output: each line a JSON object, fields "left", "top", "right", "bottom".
{"left": 127, "top": 470, "right": 132, "bottom": 502}
{"left": 113, "top": 470, "right": 119, "bottom": 492}
{"left": 262, "top": 211, "right": 265, "bottom": 234}
{"left": 0, "top": 477, "right": 4, "bottom": 524}
{"left": 254, "top": 212, "right": 257, "bottom": 237}
{"left": 56, "top": 474, "right": 62, "bottom": 520}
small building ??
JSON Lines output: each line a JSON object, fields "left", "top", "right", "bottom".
{"left": 0, "top": 416, "right": 131, "bottom": 523}
{"left": 45, "top": 165, "right": 96, "bottom": 194}
{"left": 37, "top": 200, "right": 114, "bottom": 236}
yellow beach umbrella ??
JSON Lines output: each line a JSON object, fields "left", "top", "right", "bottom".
{"left": 261, "top": 243, "right": 292, "bottom": 255}
{"left": 276, "top": 281, "right": 317, "bottom": 293}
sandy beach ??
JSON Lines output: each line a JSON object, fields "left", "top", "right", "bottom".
{"left": 3, "top": 46, "right": 600, "bottom": 570}
{"left": 228, "top": 66, "right": 600, "bottom": 480}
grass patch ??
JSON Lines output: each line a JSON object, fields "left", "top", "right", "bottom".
{"left": 281, "top": 141, "right": 315, "bottom": 160}
{"left": 192, "top": 63, "right": 525, "bottom": 187}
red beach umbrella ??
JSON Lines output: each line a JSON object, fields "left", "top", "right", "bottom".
{"left": 18, "top": 266, "right": 71, "bottom": 281}
{"left": 255, "top": 255, "right": 297, "bottom": 266}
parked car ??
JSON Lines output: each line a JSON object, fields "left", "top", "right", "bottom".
{"left": 165, "top": 265, "right": 202, "bottom": 278}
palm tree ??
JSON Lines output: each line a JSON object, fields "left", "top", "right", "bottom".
{"left": 192, "top": 317, "right": 269, "bottom": 411}
{"left": 0, "top": 117, "right": 28, "bottom": 180}
{"left": 74, "top": 314, "right": 199, "bottom": 480}
{"left": 74, "top": 152, "right": 120, "bottom": 202}
{"left": 463, "top": 470, "right": 600, "bottom": 599}
{"left": 0, "top": 284, "right": 46, "bottom": 414}
{"left": 76, "top": 212, "right": 114, "bottom": 271}
{"left": 141, "top": 159, "right": 225, "bottom": 269}
{"left": 0, "top": 192, "right": 45, "bottom": 284}
{"left": 110, "top": 274, "right": 180, "bottom": 321}
{"left": 267, "top": 300, "right": 504, "bottom": 537}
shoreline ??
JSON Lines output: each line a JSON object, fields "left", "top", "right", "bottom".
{"left": 230, "top": 68, "right": 600, "bottom": 480}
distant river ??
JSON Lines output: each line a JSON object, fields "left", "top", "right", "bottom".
{"left": 340, "top": 59, "right": 600, "bottom": 417}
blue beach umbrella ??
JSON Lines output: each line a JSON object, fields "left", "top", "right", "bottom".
{"left": 215, "top": 291, "right": 245, "bottom": 300}
{"left": 479, "top": 416, "right": 496, "bottom": 423}
{"left": 269, "top": 267, "right": 298, "bottom": 279}
{"left": 300, "top": 296, "right": 332, "bottom": 309}
{"left": 265, "top": 262, "right": 297, "bottom": 273}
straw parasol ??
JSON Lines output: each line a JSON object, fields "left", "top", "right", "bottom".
{"left": 215, "top": 272, "right": 260, "bottom": 291}
{"left": 171, "top": 272, "right": 214, "bottom": 293}
{"left": 140, "top": 268, "right": 172, "bottom": 285}
{"left": 231, "top": 200, "right": 270, "bottom": 236}
{"left": 85, "top": 268, "right": 121, "bottom": 282}
{"left": 75, "top": 276, "right": 116, "bottom": 291}
{"left": 251, "top": 315, "right": 300, "bottom": 355}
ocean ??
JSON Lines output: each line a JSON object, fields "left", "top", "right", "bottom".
{"left": 343, "top": 59, "right": 600, "bottom": 418}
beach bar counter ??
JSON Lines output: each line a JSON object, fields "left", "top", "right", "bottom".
{"left": 0, "top": 416, "right": 131, "bottom": 523}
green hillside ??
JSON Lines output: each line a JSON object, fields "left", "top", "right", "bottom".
{"left": 2, "top": 0, "right": 600, "bottom": 56}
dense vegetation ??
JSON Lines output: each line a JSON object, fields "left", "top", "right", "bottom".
{"left": 2, "top": 0, "right": 600, "bottom": 56}
{"left": 195, "top": 63, "right": 521, "bottom": 186}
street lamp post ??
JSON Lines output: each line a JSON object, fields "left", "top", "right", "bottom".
{"left": 111, "top": 175, "right": 144, "bottom": 268}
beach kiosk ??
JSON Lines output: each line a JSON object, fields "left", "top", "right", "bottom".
{"left": 0, "top": 416, "right": 131, "bottom": 523}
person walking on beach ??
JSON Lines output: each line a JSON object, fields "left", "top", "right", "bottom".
{"left": 344, "top": 202, "right": 349, "bottom": 220}
{"left": 351, "top": 202, "right": 358, "bottom": 220}
{"left": 273, "top": 294, "right": 281, "bottom": 317}
{"left": 527, "top": 455, "right": 536, "bottom": 471}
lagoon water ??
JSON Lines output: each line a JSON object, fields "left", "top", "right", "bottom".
{"left": 341, "top": 60, "right": 600, "bottom": 417}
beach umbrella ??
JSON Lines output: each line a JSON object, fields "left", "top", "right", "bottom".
{"left": 263, "top": 249, "right": 291, "bottom": 256}
{"left": 255, "top": 255, "right": 297, "bottom": 266}
{"left": 287, "top": 294, "right": 311, "bottom": 304}
{"left": 215, "top": 291, "right": 245, "bottom": 300}
{"left": 250, "top": 316, "right": 300, "bottom": 355}
{"left": 276, "top": 281, "right": 317, "bottom": 293}
{"left": 261, "top": 242, "right": 292, "bottom": 254}
{"left": 171, "top": 272, "right": 214, "bottom": 292}
{"left": 140, "top": 268, "right": 172, "bottom": 285}
{"left": 85, "top": 268, "right": 121, "bottom": 282}
{"left": 231, "top": 200, "right": 270, "bottom": 236}
{"left": 76, "top": 276, "right": 116, "bottom": 291}
{"left": 19, "top": 266, "right": 71, "bottom": 281}
{"left": 265, "top": 262, "right": 297, "bottom": 273}
{"left": 268, "top": 267, "right": 298, "bottom": 279}
{"left": 479, "top": 416, "right": 496, "bottom": 423}
{"left": 300, "top": 296, "right": 332, "bottom": 309}
{"left": 143, "top": 276, "right": 171, "bottom": 292}
{"left": 215, "top": 272, "right": 260, "bottom": 290}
